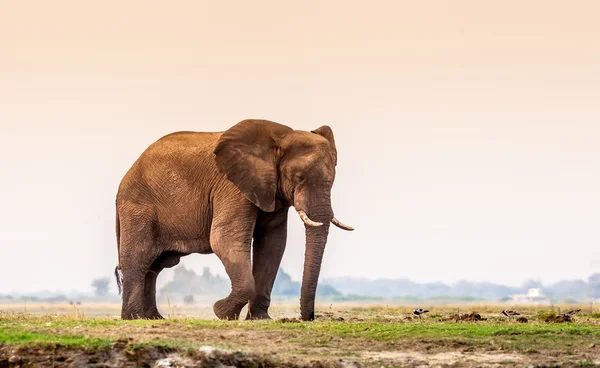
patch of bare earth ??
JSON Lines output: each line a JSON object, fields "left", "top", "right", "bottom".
{"left": 7, "top": 322, "right": 600, "bottom": 367}
{"left": 363, "top": 350, "right": 599, "bottom": 367}
{"left": 3, "top": 344, "right": 600, "bottom": 368}
{"left": 0, "top": 343, "right": 358, "bottom": 368}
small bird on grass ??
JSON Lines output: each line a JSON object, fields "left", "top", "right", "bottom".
{"left": 413, "top": 308, "right": 429, "bottom": 320}
{"left": 501, "top": 310, "right": 520, "bottom": 320}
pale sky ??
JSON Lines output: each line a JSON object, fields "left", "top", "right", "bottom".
{"left": 1, "top": 1, "right": 599, "bottom": 294}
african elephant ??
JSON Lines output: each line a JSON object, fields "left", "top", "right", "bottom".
{"left": 114, "top": 119, "right": 353, "bottom": 321}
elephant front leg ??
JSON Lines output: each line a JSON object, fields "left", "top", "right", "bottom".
{"left": 210, "top": 197, "right": 258, "bottom": 320}
{"left": 246, "top": 208, "right": 289, "bottom": 320}
{"left": 211, "top": 239, "right": 256, "bottom": 320}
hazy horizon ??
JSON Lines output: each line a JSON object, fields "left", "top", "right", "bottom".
{"left": 1, "top": 1, "right": 599, "bottom": 294}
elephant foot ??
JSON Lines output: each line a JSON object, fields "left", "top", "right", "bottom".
{"left": 121, "top": 311, "right": 144, "bottom": 320}
{"left": 144, "top": 310, "right": 164, "bottom": 320}
{"left": 300, "top": 310, "right": 315, "bottom": 321}
{"left": 245, "top": 308, "right": 271, "bottom": 320}
{"left": 121, "top": 308, "right": 163, "bottom": 320}
{"left": 213, "top": 298, "right": 244, "bottom": 320}
{"left": 245, "top": 313, "right": 271, "bottom": 321}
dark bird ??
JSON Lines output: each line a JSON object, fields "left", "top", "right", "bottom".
{"left": 565, "top": 309, "right": 581, "bottom": 316}
{"left": 501, "top": 310, "right": 520, "bottom": 319}
{"left": 413, "top": 308, "right": 429, "bottom": 320}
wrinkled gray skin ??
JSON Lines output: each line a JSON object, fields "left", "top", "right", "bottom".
{"left": 115, "top": 119, "right": 353, "bottom": 321}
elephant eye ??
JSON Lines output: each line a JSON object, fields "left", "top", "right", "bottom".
{"left": 294, "top": 173, "right": 304, "bottom": 182}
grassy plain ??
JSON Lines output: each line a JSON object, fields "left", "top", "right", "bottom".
{"left": 1, "top": 303, "right": 600, "bottom": 367}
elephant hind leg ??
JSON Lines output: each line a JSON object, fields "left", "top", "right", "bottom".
{"left": 121, "top": 249, "right": 160, "bottom": 319}
{"left": 143, "top": 251, "right": 188, "bottom": 319}
{"left": 143, "top": 269, "right": 163, "bottom": 319}
{"left": 118, "top": 207, "right": 161, "bottom": 320}
{"left": 120, "top": 248, "right": 157, "bottom": 319}
{"left": 121, "top": 266, "right": 148, "bottom": 320}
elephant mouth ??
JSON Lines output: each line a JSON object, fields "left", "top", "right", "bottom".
{"left": 295, "top": 209, "right": 354, "bottom": 231}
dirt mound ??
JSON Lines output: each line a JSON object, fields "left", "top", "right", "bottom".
{"left": 442, "top": 312, "right": 485, "bottom": 322}
{"left": 314, "top": 312, "right": 346, "bottom": 322}
{"left": 278, "top": 315, "right": 345, "bottom": 323}
{"left": 278, "top": 317, "right": 301, "bottom": 323}
{"left": 545, "top": 314, "right": 573, "bottom": 323}
{"left": 459, "top": 313, "right": 484, "bottom": 322}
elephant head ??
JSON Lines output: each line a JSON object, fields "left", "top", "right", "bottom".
{"left": 213, "top": 119, "right": 353, "bottom": 320}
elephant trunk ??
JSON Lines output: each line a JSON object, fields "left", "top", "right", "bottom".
{"left": 298, "top": 198, "right": 333, "bottom": 321}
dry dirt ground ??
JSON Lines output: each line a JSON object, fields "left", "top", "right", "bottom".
{"left": 1, "top": 303, "right": 600, "bottom": 367}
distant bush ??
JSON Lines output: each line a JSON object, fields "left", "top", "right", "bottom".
{"left": 158, "top": 266, "right": 343, "bottom": 299}
{"left": 160, "top": 266, "right": 229, "bottom": 298}
{"left": 18, "top": 296, "right": 40, "bottom": 302}
{"left": 91, "top": 278, "right": 110, "bottom": 297}
{"left": 560, "top": 297, "right": 578, "bottom": 304}
{"left": 332, "top": 294, "right": 384, "bottom": 302}
{"left": 428, "top": 295, "right": 482, "bottom": 302}
{"left": 392, "top": 296, "right": 424, "bottom": 303}
{"left": 316, "top": 284, "right": 342, "bottom": 297}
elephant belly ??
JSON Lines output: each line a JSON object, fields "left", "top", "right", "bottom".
{"left": 156, "top": 203, "right": 213, "bottom": 254}
{"left": 163, "top": 237, "right": 213, "bottom": 255}
{"left": 158, "top": 216, "right": 213, "bottom": 254}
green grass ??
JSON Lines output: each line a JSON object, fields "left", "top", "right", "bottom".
{"left": 2, "top": 312, "right": 600, "bottom": 353}
{"left": 0, "top": 329, "right": 113, "bottom": 350}
{"left": 578, "top": 360, "right": 596, "bottom": 368}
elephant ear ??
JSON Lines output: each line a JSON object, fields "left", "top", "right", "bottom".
{"left": 311, "top": 125, "right": 337, "bottom": 166}
{"left": 214, "top": 119, "right": 293, "bottom": 212}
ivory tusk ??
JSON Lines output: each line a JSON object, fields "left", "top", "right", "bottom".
{"left": 332, "top": 217, "right": 354, "bottom": 231}
{"left": 297, "top": 210, "right": 324, "bottom": 227}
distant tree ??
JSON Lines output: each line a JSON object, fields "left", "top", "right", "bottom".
{"left": 272, "top": 269, "right": 300, "bottom": 296}
{"left": 160, "top": 266, "right": 229, "bottom": 298}
{"left": 183, "top": 294, "right": 195, "bottom": 304}
{"left": 588, "top": 273, "right": 600, "bottom": 298}
{"left": 271, "top": 269, "right": 342, "bottom": 297}
{"left": 545, "top": 279, "right": 587, "bottom": 301}
{"left": 91, "top": 277, "right": 110, "bottom": 297}
{"left": 316, "top": 283, "right": 342, "bottom": 297}
{"left": 522, "top": 279, "right": 543, "bottom": 291}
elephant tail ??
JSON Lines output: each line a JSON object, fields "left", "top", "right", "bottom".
{"left": 115, "top": 265, "right": 123, "bottom": 296}
{"left": 115, "top": 204, "right": 123, "bottom": 295}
